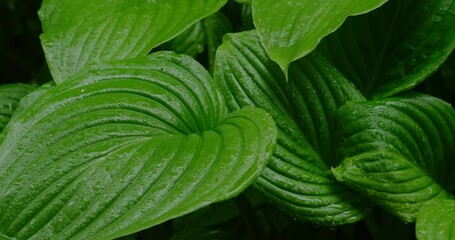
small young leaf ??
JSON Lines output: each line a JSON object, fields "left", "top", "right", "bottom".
{"left": 39, "top": 0, "right": 227, "bottom": 83}
{"left": 214, "top": 30, "right": 369, "bottom": 226}
{"left": 416, "top": 199, "right": 455, "bottom": 240}
{"left": 0, "top": 83, "right": 36, "bottom": 131}
{"left": 333, "top": 93, "right": 455, "bottom": 222}
{"left": 319, "top": 0, "right": 455, "bottom": 99}
{"left": 252, "top": 0, "right": 387, "bottom": 75}
{"left": 0, "top": 52, "right": 277, "bottom": 239}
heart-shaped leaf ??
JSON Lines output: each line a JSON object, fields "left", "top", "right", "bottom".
{"left": 333, "top": 93, "right": 455, "bottom": 222}
{"left": 0, "top": 52, "right": 277, "bottom": 239}
{"left": 252, "top": 0, "right": 387, "bottom": 75}
{"left": 416, "top": 199, "right": 455, "bottom": 240}
{"left": 0, "top": 83, "right": 36, "bottom": 131}
{"left": 39, "top": 0, "right": 227, "bottom": 83}
{"left": 319, "top": 0, "right": 455, "bottom": 99}
{"left": 214, "top": 30, "right": 369, "bottom": 225}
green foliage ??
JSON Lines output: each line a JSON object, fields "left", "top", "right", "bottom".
{"left": 252, "top": 0, "right": 387, "bottom": 75}
{"left": 416, "top": 199, "right": 455, "bottom": 240}
{"left": 319, "top": 0, "right": 455, "bottom": 99}
{"left": 214, "top": 31, "right": 369, "bottom": 225}
{"left": 39, "top": 0, "right": 227, "bottom": 83}
{"left": 1, "top": 0, "right": 455, "bottom": 239}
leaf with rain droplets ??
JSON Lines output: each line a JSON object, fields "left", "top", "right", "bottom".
{"left": 0, "top": 52, "right": 277, "bottom": 239}
{"left": 416, "top": 199, "right": 455, "bottom": 240}
{"left": 333, "top": 92, "right": 455, "bottom": 222}
{"left": 251, "top": 0, "right": 387, "bottom": 75}
{"left": 319, "top": 0, "right": 455, "bottom": 99}
{"left": 214, "top": 30, "right": 370, "bottom": 226}
{"left": 39, "top": 0, "right": 227, "bottom": 83}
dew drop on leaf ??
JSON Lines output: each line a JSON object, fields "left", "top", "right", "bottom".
{"left": 377, "top": 121, "right": 385, "bottom": 129}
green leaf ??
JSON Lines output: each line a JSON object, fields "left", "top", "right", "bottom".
{"left": 214, "top": 30, "right": 369, "bottom": 226}
{"left": 425, "top": 52, "right": 455, "bottom": 104}
{"left": 203, "top": 12, "right": 233, "bottom": 72}
{"left": 167, "top": 21, "right": 206, "bottom": 58}
{"left": 416, "top": 199, "right": 455, "bottom": 240}
{"left": 0, "top": 52, "right": 277, "bottom": 239}
{"left": 252, "top": 0, "right": 387, "bottom": 75}
{"left": 0, "top": 83, "right": 36, "bottom": 131}
{"left": 167, "top": 12, "right": 233, "bottom": 72}
{"left": 39, "top": 0, "right": 227, "bottom": 83}
{"left": 333, "top": 93, "right": 455, "bottom": 222}
{"left": 319, "top": 0, "right": 455, "bottom": 99}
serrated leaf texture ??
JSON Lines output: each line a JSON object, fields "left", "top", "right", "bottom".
{"left": 39, "top": 0, "right": 227, "bottom": 83}
{"left": 0, "top": 52, "right": 277, "bottom": 240}
{"left": 214, "top": 30, "right": 370, "bottom": 226}
{"left": 333, "top": 93, "right": 455, "bottom": 222}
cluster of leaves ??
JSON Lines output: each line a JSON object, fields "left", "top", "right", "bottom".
{"left": 0, "top": 0, "right": 454, "bottom": 239}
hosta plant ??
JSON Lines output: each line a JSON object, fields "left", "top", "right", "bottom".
{"left": 0, "top": 0, "right": 454, "bottom": 239}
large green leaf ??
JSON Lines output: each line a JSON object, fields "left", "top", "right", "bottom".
{"left": 416, "top": 199, "right": 455, "bottom": 240}
{"left": 0, "top": 52, "right": 277, "bottom": 239}
{"left": 39, "top": 0, "right": 227, "bottom": 83}
{"left": 252, "top": 0, "right": 387, "bottom": 75}
{"left": 0, "top": 83, "right": 36, "bottom": 131}
{"left": 319, "top": 0, "right": 455, "bottom": 99}
{"left": 214, "top": 30, "right": 369, "bottom": 226}
{"left": 333, "top": 93, "right": 455, "bottom": 222}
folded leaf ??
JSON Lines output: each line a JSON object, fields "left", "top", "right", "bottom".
{"left": 0, "top": 83, "right": 36, "bottom": 131}
{"left": 333, "top": 93, "right": 455, "bottom": 222}
{"left": 319, "top": 0, "right": 455, "bottom": 99}
{"left": 39, "top": 0, "right": 227, "bottom": 83}
{"left": 252, "top": 0, "right": 387, "bottom": 75}
{"left": 0, "top": 52, "right": 277, "bottom": 239}
{"left": 416, "top": 199, "right": 455, "bottom": 240}
{"left": 214, "top": 30, "right": 369, "bottom": 226}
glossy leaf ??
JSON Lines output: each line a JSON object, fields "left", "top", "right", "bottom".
{"left": 252, "top": 0, "right": 387, "bottom": 75}
{"left": 214, "top": 30, "right": 369, "bottom": 226}
{"left": 0, "top": 52, "right": 277, "bottom": 239}
{"left": 333, "top": 93, "right": 455, "bottom": 222}
{"left": 39, "top": 0, "right": 227, "bottom": 83}
{"left": 0, "top": 83, "right": 36, "bottom": 131}
{"left": 416, "top": 199, "right": 455, "bottom": 240}
{"left": 319, "top": 0, "right": 455, "bottom": 99}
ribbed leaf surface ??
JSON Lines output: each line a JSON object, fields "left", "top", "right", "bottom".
{"left": 0, "top": 52, "right": 277, "bottom": 239}
{"left": 0, "top": 84, "right": 36, "bottom": 131}
{"left": 333, "top": 93, "right": 455, "bottom": 222}
{"left": 39, "top": 0, "right": 227, "bottom": 83}
{"left": 252, "top": 0, "right": 387, "bottom": 74}
{"left": 214, "top": 30, "right": 369, "bottom": 225}
{"left": 416, "top": 199, "right": 455, "bottom": 240}
{"left": 319, "top": 0, "right": 455, "bottom": 99}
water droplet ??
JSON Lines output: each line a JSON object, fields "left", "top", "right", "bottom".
{"left": 377, "top": 121, "right": 385, "bottom": 129}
